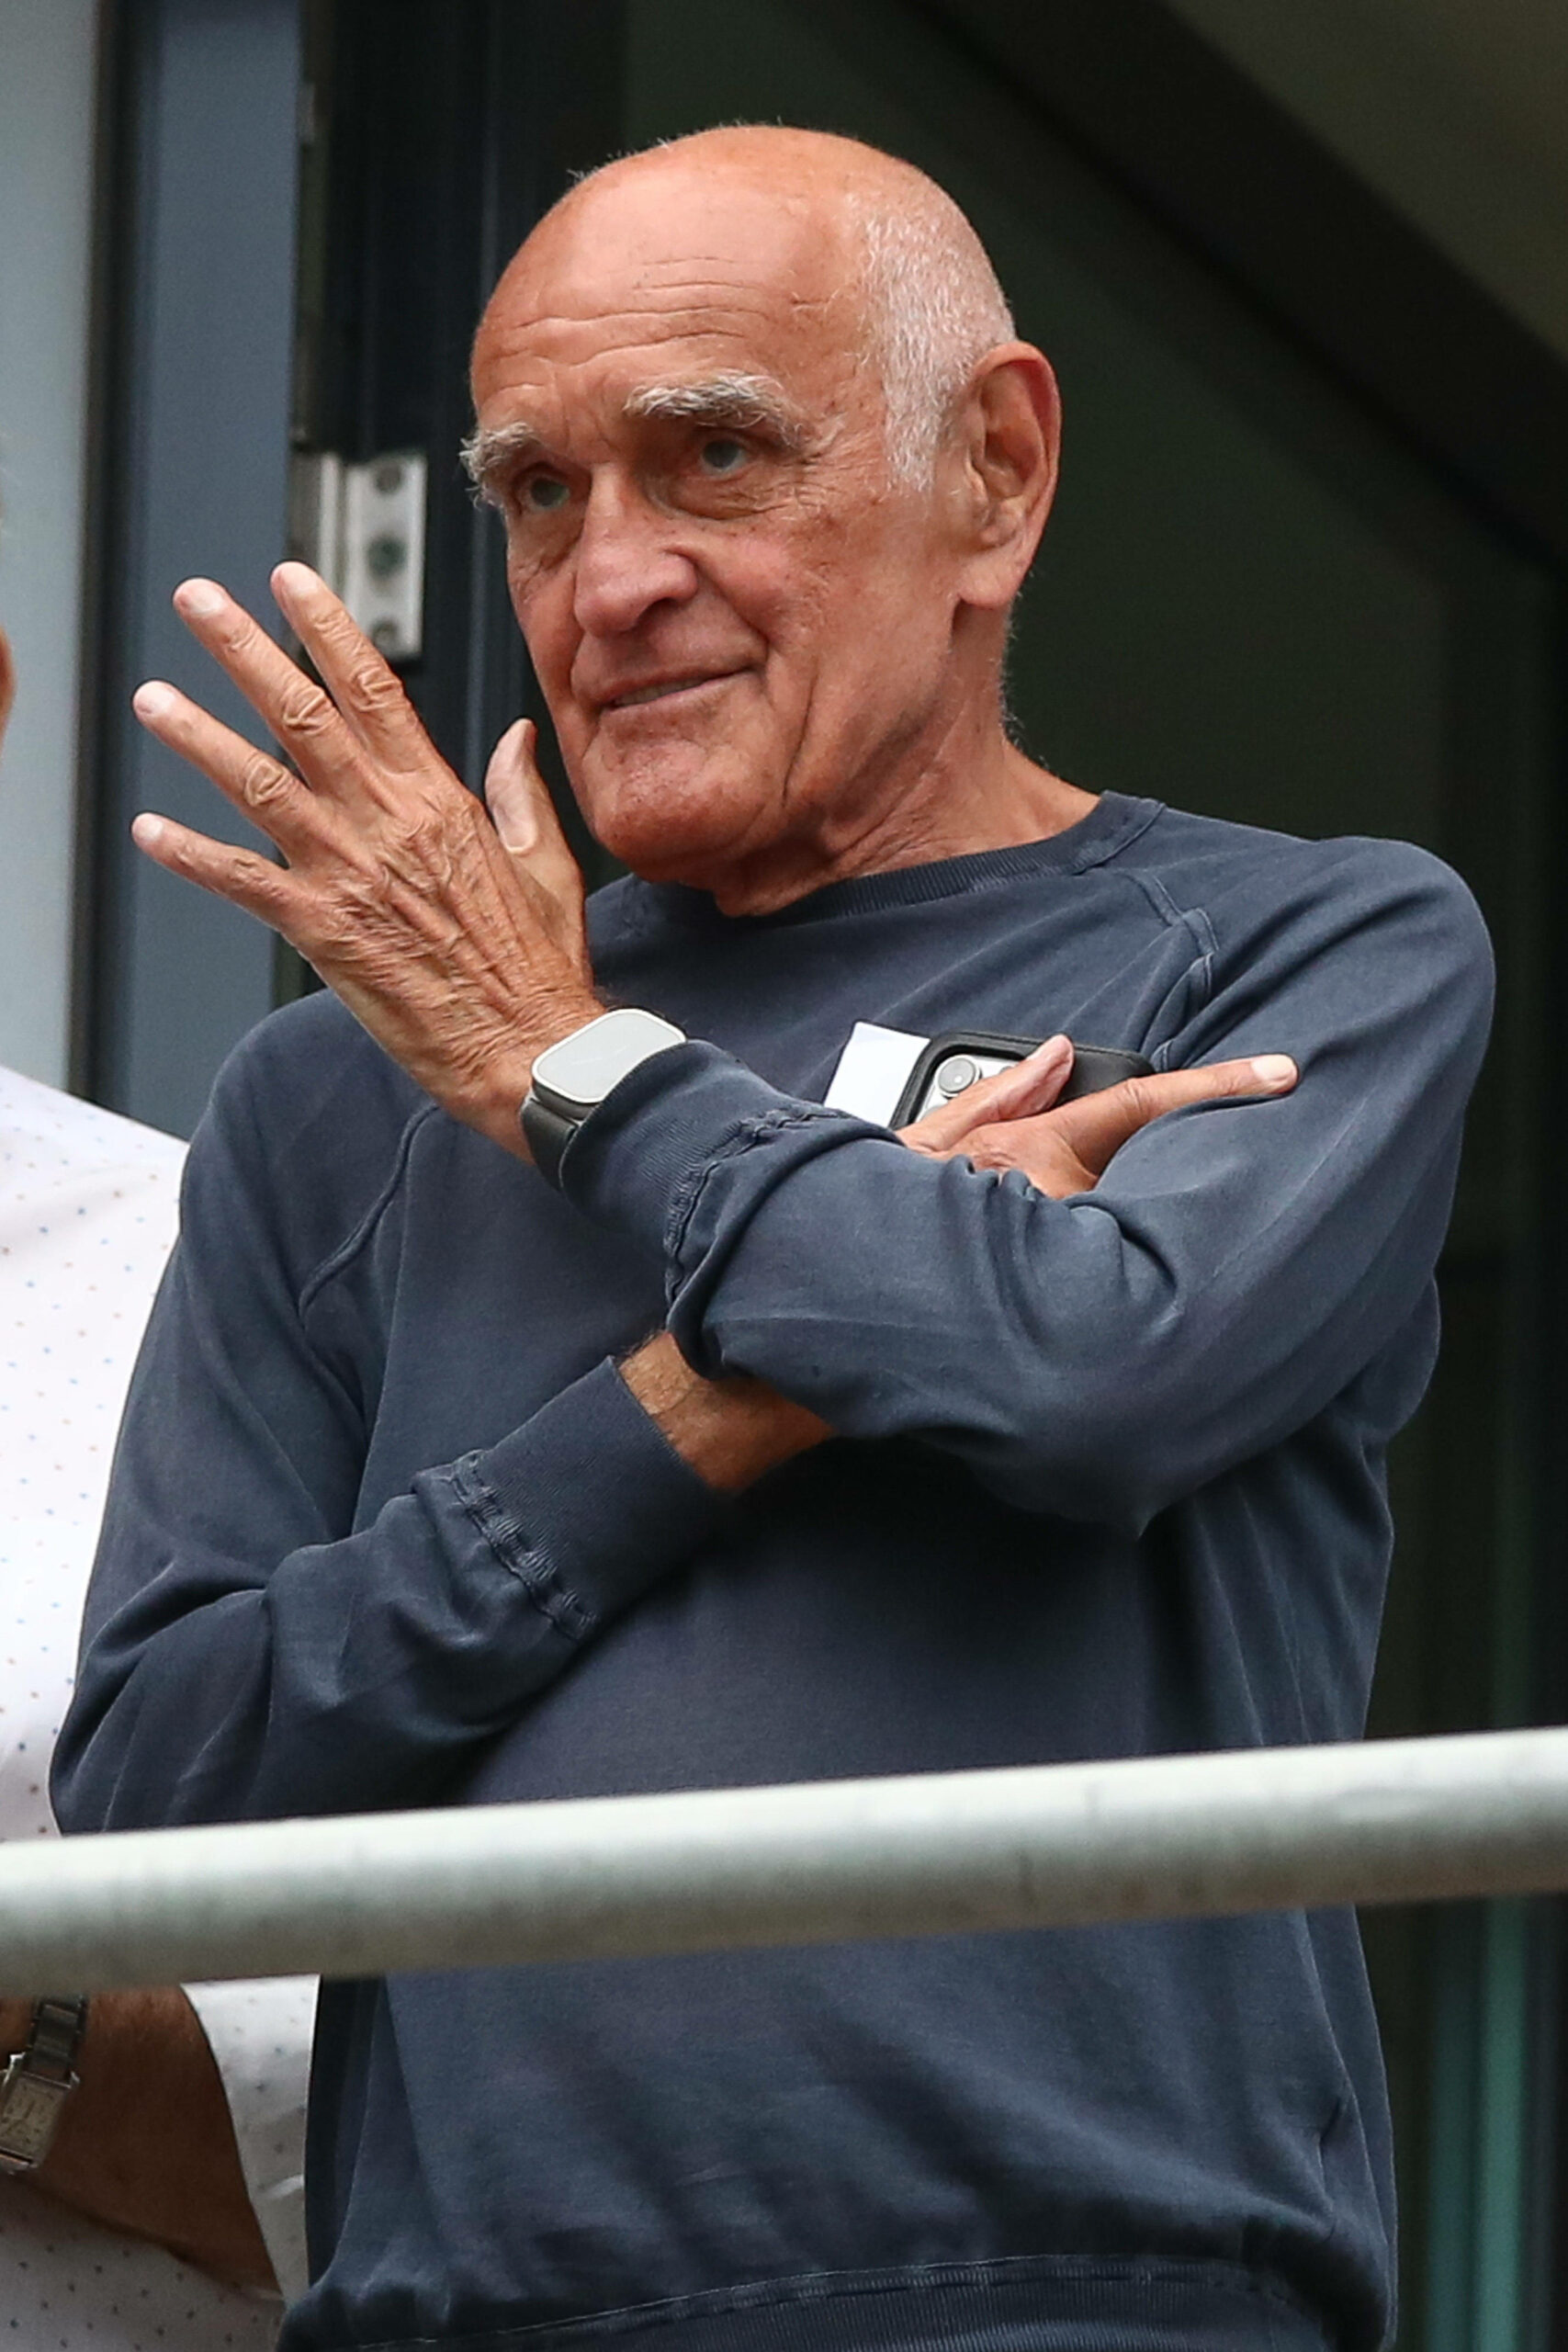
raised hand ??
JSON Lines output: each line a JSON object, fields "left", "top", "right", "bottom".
{"left": 130, "top": 565, "right": 601, "bottom": 1155}
{"left": 899, "top": 1034, "right": 1298, "bottom": 1193}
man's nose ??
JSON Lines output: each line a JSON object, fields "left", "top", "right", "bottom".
{"left": 572, "top": 476, "right": 700, "bottom": 638}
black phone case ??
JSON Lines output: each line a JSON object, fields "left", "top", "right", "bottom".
{"left": 891, "top": 1032, "right": 1154, "bottom": 1127}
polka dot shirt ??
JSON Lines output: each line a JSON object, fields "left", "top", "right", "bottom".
{"left": 0, "top": 1068, "right": 315, "bottom": 2347}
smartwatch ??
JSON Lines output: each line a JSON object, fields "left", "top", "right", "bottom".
{"left": 522, "top": 1007, "right": 687, "bottom": 1188}
{"left": 0, "top": 1995, "right": 90, "bottom": 2175}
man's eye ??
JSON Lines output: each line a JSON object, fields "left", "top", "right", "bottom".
{"left": 524, "top": 475, "right": 571, "bottom": 513}
{"left": 698, "top": 438, "right": 749, "bottom": 476}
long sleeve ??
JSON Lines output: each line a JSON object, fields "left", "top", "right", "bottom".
{"left": 52, "top": 1041, "right": 727, "bottom": 1836}
{"left": 562, "top": 839, "right": 1494, "bottom": 1529}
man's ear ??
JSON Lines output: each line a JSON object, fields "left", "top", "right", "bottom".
{"left": 0, "top": 628, "right": 15, "bottom": 755}
{"left": 948, "top": 346, "right": 1060, "bottom": 611}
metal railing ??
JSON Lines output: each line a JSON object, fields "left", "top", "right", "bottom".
{"left": 6, "top": 1724, "right": 1568, "bottom": 1994}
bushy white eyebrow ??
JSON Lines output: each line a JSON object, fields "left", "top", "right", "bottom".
{"left": 460, "top": 420, "right": 548, "bottom": 505}
{"left": 461, "top": 372, "right": 812, "bottom": 504}
{"left": 624, "top": 372, "right": 810, "bottom": 449}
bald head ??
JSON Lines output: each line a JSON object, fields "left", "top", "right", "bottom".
{"left": 463, "top": 124, "right": 1062, "bottom": 911}
{"left": 476, "top": 127, "right": 1015, "bottom": 491}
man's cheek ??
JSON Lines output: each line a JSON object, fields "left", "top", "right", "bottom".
{"left": 506, "top": 569, "right": 565, "bottom": 670}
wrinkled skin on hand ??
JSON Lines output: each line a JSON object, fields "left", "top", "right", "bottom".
{"left": 130, "top": 563, "right": 601, "bottom": 1158}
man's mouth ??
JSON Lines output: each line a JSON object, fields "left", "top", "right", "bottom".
{"left": 604, "top": 673, "right": 739, "bottom": 712}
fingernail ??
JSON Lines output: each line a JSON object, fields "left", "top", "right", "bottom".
{"left": 1251, "top": 1055, "right": 1297, "bottom": 1088}
{"left": 132, "top": 681, "right": 174, "bottom": 718}
{"left": 175, "top": 579, "right": 225, "bottom": 617}
{"left": 130, "top": 813, "right": 165, "bottom": 847}
{"left": 1024, "top": 1033, "right": 1072, "bottom": 1064}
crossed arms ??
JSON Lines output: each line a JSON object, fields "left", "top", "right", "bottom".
{"left": 53, "top": 568, "right": 1494, "bottom": 1836}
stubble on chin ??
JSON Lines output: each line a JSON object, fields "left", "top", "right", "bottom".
{"left": 583, "top": 741, "right": 798, "bottom": 888}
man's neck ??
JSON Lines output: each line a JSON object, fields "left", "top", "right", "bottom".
{"left": 701, "top": 727, "right": 1099, "bottom": 919}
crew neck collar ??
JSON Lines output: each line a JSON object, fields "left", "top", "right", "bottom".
{"left": 626, "top": 791, "right": 1163, "bottom": 933}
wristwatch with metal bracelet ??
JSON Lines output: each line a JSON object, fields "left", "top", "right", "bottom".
{"left": 521, "top": 1007, "right": 688, "bottom": 1188}
{"left": 0, "top": 1995, "right": 90, "bottom": 2174}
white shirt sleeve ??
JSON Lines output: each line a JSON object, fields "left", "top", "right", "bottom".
{"left": 184, "top": 1976, "right": 316, "bottom": 2303}
{"left": 0, "top": 1069, "right": 322, "bottom": 2329}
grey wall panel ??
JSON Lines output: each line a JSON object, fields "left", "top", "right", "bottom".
{"left": 97, "top": 0, "right": 299, "bottom": 1136}
{"left": 0, "top": 0, "right": 99, "bottom": 1089}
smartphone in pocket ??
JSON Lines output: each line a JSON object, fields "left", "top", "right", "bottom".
{"left": 892, "top": 1032, "right": 1154, "bottom": 1127}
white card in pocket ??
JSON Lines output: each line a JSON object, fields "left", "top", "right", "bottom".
{"left": 823, "top": 1022, "right": 930, "bottom": 1125}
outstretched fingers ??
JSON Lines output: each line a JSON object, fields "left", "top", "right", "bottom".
{"left": 169, "top": 577, "right": 366, "bottom": 804}
{"left": 130, "top": 679, "right": 332, "bottom": 858}
{"left": 269, "top": 561, "right": 431, "bottom": 778}
{"left": 130, "top": 809, "right": 295, "bottom": 923}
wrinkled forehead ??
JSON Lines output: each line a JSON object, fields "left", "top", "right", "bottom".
{"left": 471, "top": 167, "right": 862, "bottom": 408}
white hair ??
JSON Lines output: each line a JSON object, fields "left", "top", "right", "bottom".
{"left": 847, "top": 183, "right": 1016, "bottom": 488}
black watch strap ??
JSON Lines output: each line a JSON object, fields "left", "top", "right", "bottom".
{"left": 521, "top": 1009, "right": 688, "bottom": 1189}
{"left": 520, "top": 1091, "right": 579, "bottom": 1190}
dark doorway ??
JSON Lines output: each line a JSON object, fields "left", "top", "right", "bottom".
{"left": 613, "top": 13, "right": 1563, "bottom": 2327}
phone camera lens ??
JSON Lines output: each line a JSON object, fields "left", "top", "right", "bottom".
{"left": 935, "top": 1055, "right": 979, "bottom": 1098}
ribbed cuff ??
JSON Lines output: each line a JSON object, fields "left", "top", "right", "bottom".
{"left": 462, "top": 1356, "right": 729, "bottom": 1632}
{"left": 560, "top": 1040, "right": 851, "bottom": 1275}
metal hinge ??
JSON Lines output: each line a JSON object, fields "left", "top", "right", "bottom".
{"left": 288, "top": 448, "right": 428, "bottom": 664}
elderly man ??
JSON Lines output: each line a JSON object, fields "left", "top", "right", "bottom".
{"left": 57, "top": 128, "right": 1489, "bottom": 2352}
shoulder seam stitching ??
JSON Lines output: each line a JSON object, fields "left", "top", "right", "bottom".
{"left": 298, "top": 1101, "right": 444, "bottom": 1317}
{"left": 1124, "top": 866, "right": 1219, "bottom": 959}
{"left": 1109, "top": 871, "right": 1218, "bottom": 1061}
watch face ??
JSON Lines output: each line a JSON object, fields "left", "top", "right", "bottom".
{"left": 535, "top": 1009, "right": 686, "bottom": 1115}
{"left": 0, "top": 2064, "right": 66, "bottom": 2165}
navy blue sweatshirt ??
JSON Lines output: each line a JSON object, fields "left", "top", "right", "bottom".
{"left": 55, "top": 793, "right": 1493, "bottom": 2352}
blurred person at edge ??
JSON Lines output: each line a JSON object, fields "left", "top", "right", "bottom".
{"left": 57, "top": 130, "right": 1489, "bottom": 2352}
{"left": 0, "top": 616, "right": 313, "bottom": 2346}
